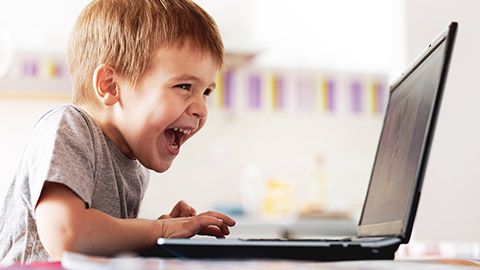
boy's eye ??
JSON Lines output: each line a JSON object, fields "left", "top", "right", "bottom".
{"left": 175, "top": 84, "right": 191, "bottom": 90}
{"left": 204, "top": 88, "right": 213, "bottom": 96}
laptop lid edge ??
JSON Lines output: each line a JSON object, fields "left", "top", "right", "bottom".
{"left": 355, "top": 22, "right": 458, "bottom": 243}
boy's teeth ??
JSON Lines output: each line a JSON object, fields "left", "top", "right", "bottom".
{"left": 173, "top": 128, "right": 192, "bottom": 135}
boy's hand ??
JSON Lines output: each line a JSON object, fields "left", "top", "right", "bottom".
{"left": 158, "top": 210, "right": 236, "bottom": 239}
{"left": 159, "top": 200, "right": 197, "bottom": 219}
{"left": 35, "top": 183, "right": 235, "bottom": 259}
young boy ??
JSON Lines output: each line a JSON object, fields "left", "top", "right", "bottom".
{"left": 0, "top": 0, "right": 235, "bottom": 264}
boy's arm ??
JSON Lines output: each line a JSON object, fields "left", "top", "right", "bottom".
{"left": 35, "top": 181, "right": 235, "bottom": 260}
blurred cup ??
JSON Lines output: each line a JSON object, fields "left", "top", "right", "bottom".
{"left": 0, "top": 29, "right": 13, "bottom": 78}
{"left": 263, "top": 178, "right": 294, "bottom": 218}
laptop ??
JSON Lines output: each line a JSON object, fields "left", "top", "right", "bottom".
{"left": 139, "top": 22, "right": 458, "bottom": 261}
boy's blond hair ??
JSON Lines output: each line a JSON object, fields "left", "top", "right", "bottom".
{"left": 67, "top": 0, "right": 224, "bottom": 107}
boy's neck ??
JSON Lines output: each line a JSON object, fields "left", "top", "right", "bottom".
{"left": 78, "top": 103, "right": 136, "bottom": 160}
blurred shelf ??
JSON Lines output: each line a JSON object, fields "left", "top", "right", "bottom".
{"left": 0, "top": 77, "right": 71, "bottom": 101}
{"left": 224, "top": 51, "right": 258, "bottom": 69}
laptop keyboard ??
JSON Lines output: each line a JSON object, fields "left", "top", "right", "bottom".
{"left": 241, "top": 237, "right": 353, "bottom": 242}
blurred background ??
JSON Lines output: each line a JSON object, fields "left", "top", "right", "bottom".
{"left": 1, "top": 0, "right": 479, "bottom": 259}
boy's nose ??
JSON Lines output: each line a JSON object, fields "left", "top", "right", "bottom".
{"left": 189, "top": 97, "right": 208, "bottom": 119}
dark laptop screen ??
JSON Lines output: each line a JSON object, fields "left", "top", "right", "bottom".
{"left": 358, "top": 38, "right": 447, "bottom": 236}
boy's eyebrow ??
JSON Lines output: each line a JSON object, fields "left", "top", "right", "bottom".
{"left": 170, "top": 75, "right": 217, "bottom": 89}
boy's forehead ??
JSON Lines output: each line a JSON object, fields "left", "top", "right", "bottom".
{"left": 149, "top": 45, "right": 220, "bottom": 72}
{"left": 140, "top": 43, "right": 219, "bottom": 85}
{"left": 154, "top": 39, "right": 221, "bottom": 66}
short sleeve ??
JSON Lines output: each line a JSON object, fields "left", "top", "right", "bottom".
{"left": 24, "top": 106, "right": 97, "bottom": 210}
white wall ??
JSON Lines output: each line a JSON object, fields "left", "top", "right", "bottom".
{"left": 0, "top": 0, "right": 90, "bottom": 52}
{"left": 0, "top": 98, "right": 68, "bottom": 202}
{"left": 404, "top": 0, "right": 480, "bottom": 241}
{"left": 196, "top": 0, "right": 406, "bottom": 78}
{"left": 0, "top": 1, "right": 405, "bottom": 220}
{"left": 1, "top": 0, "right": 405, "bottom": 76}
{"left": 0, "top": 0, "right": 478, "bottom": 248}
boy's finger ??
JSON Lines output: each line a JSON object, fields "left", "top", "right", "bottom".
{"left": 198, "top": 226, "right": 226, "bottom": 238}
{"left": 171, "top": 200, "right": 192, "bottom": 217}
{"left": 189, "top": 206, "right": 197, "bottom": 216}
{"left": 169, "top": 202, "right": 180, "bottom": 217}
{"left": 199, "top": 211, "right": 236, "bottom": 226}
{"left": 178, "top": 206, "right": 190, "bottom": 217}
{"left": 220, "top": 223, "right": 230, "bottom": 235}
{"left": 185, "top": 215, "right": 223, "bottom": 235}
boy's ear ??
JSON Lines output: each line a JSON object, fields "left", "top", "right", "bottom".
{"left": 92, "top": 64, "right": 120, "bottom": 106}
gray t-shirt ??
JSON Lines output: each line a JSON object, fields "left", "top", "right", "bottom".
{"left": 0, "top": 104, "right": 149, "bottom": 263}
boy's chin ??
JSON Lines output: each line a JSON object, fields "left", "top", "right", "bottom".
{"left": 149, "top": 160, "right": 173, "bottom": 173}
{"left": 139, "top": 154, "right": 175, "bottom": 172}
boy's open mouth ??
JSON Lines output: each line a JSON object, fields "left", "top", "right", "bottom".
{"left": 164, "top": 128, "right": 192, "bottom": 150}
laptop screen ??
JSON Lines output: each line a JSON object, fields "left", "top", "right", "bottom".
{"left": 357, "top": 24, "right": 455, "bottom": 239}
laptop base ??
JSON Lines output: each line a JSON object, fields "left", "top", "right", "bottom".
{"left": 138, "top": 239, "right": 401, "bottom": 261}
